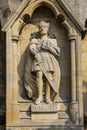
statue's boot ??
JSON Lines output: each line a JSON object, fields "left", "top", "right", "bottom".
{"left": 35, "top": 97, "right": 42, "bottom": 105}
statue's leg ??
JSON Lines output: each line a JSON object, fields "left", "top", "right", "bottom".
{"left": 35, "top": 70, "right": 43, "bottom": 105}
{"left": 45, "top": 72, "right": 52, "bottom": 104}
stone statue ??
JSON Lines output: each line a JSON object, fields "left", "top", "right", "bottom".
{"left": 24, "top": 20, "right": 61, "bottom": 105}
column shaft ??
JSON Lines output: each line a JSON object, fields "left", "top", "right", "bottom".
{"left": 69, "top": 36, "right": 77, "bottom": 103}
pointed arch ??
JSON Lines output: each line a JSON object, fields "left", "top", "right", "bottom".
{"left": 22, "top": 0, "right": 60, "bottom": 18}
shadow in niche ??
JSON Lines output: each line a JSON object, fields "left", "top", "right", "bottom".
{"left": 17, "top": 46, "right": 29, "bottom": 100}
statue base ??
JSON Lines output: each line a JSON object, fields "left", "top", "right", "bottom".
{"left": 31, "top": 103, "right": 58, "bottom": 120}
{"left": 6, "top": 102, "right": 84, "bottom": 130}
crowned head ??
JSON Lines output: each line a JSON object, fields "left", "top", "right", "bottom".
{"left": 39, "top": 20, "right": 50, "bottom": 35}
{"left": 39, "top": 20, "right": 50, "bottom": 28}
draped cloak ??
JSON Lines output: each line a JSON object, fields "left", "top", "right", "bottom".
{"left": 24, "top": 37, "right": 61, "bottom": 101}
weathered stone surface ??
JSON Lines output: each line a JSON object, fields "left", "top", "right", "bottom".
{"left": 31, "top": 113, "right": 58, "bottom": 120}
{"left": 19, "top": 102, "right": 69, "bottom": 111}
{"left": 31, "top": 103, "right": 58, "bottom": 112}
{"left": 6, "top": 126, "right": 84, "bottom": 130}
{"left": 20, "top": 111, "right": 31, "bottom": 119}
{"left": 0, "top": 0, "right": 86, "bottom": 129}
{"left": 65, "top": 0, "right": 87, "bottom": 24}
{"left": 58, "top": 112, "right": 70, "bottom": 119}
{"left": 31, "top": 103, "right": 58, "bottom": 120}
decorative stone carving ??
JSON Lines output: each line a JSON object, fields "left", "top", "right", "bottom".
{"left": 2, "top": 0, "right": 85, "bottom": 129}
{"left": 24, "top": 20, "right": 61, "bottom": 104}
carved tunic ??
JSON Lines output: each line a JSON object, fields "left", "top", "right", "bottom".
{"left": 24, "top": 36, "right": 61, "bottom": 100}
{"left": 29, "top": 38, "right": 60, "bottom": 72}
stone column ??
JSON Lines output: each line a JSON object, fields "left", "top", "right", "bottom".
{"left": 11, "top": 35, "right": 20, "bottom": 124}
{"left": 12, "top": 36, "right": 19, "bottom": 103}
{"left": 69, "top": 35, "right": 77, "bottom": 103}
{"left": 6, "top": 28, "right": 13, "bottom": 124}
{"left": 69, "top": 35, "right": 78, "bottom": 124}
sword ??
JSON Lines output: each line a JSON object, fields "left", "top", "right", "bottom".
{"left": 37, "top": 60, "right": 57, "bottom": 93}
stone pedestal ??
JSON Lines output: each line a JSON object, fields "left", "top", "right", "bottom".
{"left": 31, "top": 103, "right": 58, "bottom": 120}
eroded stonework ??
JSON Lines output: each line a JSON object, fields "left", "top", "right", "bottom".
{"left": 1, "top": 0, "right": 85, "bottom": 130}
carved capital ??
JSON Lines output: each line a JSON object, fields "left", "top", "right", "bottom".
{"left": 68, "top": 35, "right": 77, "bottom": 41}
{"left": 12, "top": 35, "right": 19, "bottom": 42}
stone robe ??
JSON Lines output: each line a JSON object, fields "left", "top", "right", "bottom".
{"left": 24, "top": 37, "right": 61, "bottom": 101}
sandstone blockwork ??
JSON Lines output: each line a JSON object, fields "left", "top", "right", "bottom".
{"left": 0, "top": 0, "right": 87, "bottom": 130}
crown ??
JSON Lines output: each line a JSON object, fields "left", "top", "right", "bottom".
{"left": 39, "top": 20, "right": 50, "bottom": 27}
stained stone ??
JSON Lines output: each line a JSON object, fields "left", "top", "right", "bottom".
{"left": 0, "top": 0, "right": 86, "bottom": 130}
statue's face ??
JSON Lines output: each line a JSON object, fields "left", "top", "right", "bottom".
{"left": 39, "top": 25, "right": 49, "bottom": 35}
{"left": 39, "top": 21, "right": 49, "bottom": 35}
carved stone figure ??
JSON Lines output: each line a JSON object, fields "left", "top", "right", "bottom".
{"left": 24, "top": 20, "right": 61, "bottom": 104}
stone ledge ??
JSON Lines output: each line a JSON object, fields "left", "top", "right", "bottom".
{"left": 6, "top": 126, "right": 84, "bottom": 130}
{"left": 19, "top": 102, "right": 69, "bottom": 111}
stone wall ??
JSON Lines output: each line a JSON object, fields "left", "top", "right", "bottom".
{"left": 5, "top": 0, "right": 84, "bottom": 128}
{"left": 64, "top": 0, "right": 87, "bottom": 24}
{"left": 0, "top": 0, "right": 87, "bottom": 26}
{"left": 63, "top": 0, "right": 87, "bottom": 126}
{"left": 0, "top": 0, "right": 21, "bottom": 26}
{"left": 0, "top": 0, "right": 87, "bottom": 129}
{"left": 0, "top": 0, "right": 21, "bottom": 12}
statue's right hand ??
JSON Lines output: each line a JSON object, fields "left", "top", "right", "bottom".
{"left": 29, "top": 43, "right": 38, "bottom": 55}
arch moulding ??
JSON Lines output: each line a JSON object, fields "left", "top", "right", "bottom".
{"left": 12, "top": 0, "right": 74, "bottom": 39}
